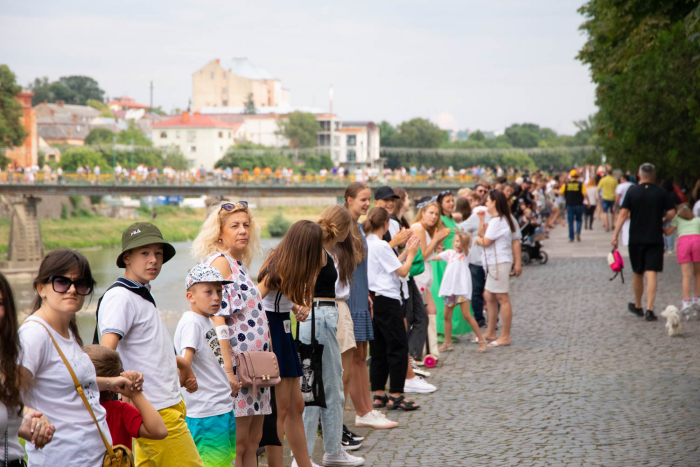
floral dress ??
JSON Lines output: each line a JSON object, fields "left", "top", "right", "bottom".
{"left": 205, "top": 252, "right": 272, "bottom": 417}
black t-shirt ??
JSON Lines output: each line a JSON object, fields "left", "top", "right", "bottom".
{"left": 621, "top": 183, "right": 675, "bottom": 245}
{"left": 314, "top": 250, "right": 337, "bottom": 298}
{"left": 519, "top": 190, "right": 535, "bottom": 209}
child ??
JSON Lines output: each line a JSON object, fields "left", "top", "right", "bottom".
{"left": 663, "top": 204, "right": 700, "bottom": 313}
{"left": 96, "top": 222, "right": 204, "bottom": 466}
{"left": 83, "top": 345, "right": 168, "bottom": 450}
{"left": 433, "top": 230, "right": 487, "bottom": 353}
{"left": 174, "top": 264, "right": 239, "bottom": 467}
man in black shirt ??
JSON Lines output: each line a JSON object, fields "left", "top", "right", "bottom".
{"left": 560, "top": 169, "right": 587, "bottom": 243}
{"left": 612, "top": 163, "right": 675, "bottom": 321}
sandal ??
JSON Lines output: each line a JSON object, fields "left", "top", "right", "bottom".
{"left": 472, "top": 336, "right": 495, "bottom": 343}
{"left": 372, "top": 394, "right": 388, "bottom": 408}
{"left": 477, "top": 340, "right": 487, "bottom": 353}
{"left": 386, "top": 395, "right": 420, "bottom": 411}
{"left": 438, "top": 343, "right": 453, "bottom": 352}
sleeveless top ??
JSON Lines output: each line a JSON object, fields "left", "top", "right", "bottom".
{"left": 348, "top": 223, "right": 369, "bottom": 312}
{"left": 314, "top": 249, "right": 338, "bottom": 298}
{"left": 262, "top": 290, "right": 294, "bottom": 313}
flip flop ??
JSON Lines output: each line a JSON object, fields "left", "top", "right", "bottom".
{"left": 472, "top": 336, "right": 496, "bottom": 344}
{"left": 487, "top": 341, "right": 511, "bottom": 348}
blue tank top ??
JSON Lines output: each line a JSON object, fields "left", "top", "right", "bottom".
{"left": 348, "top": 222, "right": 369, "bottom": 313}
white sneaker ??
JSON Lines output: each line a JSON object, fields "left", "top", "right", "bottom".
{"left": 410, "top": 357, "right": 430, "bottom": 377}
{"left": 403, "top": 376, "right": 437, "bottom": 394}
{"left": 354, "top": 411, "right": 398, "bottom": 429}
{"left": 292, "top": 459, "right": 322, "bottom": 467}
{"left": 322, "top": 450, "right": 365, "bottom": 466}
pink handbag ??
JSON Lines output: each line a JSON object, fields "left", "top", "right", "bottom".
{"left": 234, "top": 349, "right": 281, "bottom": 393}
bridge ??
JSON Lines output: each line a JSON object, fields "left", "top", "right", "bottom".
{"left": 0, "top": 181, "right": 470, "bottom": 273}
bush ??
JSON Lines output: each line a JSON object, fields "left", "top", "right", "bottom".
{"left": 69, "top": 195, "right": 82, "bottom": 209}
{"left": 72, "top": 208, "right": 94, "bottom": 218}
{"left": 267, "top": 211, "right": 292, "bottom": 238}
{"left": 60, "top": 203, "right": 68, "bottom": 219}
{"left": 60, "top": 147, "right": 112, "bottom": 172}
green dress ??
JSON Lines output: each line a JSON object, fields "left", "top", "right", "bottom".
{"left": 432, "top": 215, "right": 472, "bottom": 337}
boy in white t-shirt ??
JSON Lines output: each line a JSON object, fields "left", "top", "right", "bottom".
{"left": 97, "top": 222, "right": 204, "bottom": 467}
{"left": 175, "top": 264, "right": 240, "bottom": 467}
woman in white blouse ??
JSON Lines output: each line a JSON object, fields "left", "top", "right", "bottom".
{"left": 475, "top": 191, "right": 517, "bottom": 348}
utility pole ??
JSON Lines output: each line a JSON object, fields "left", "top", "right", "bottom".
{"left": 112, "top": 136, "right": 117, "bottom": 175}
{"left": 329, "top": 85, "right": 334, "bottom": 165}
{"left": 150, "top": 81, "right": 153, "bottom": 109}
{"left": 130, "top": 139, "right": 135, "bottom": 169}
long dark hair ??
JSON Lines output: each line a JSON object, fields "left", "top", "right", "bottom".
{"left": 436, "top": 191, "right": 454, "bottom": 217}
{"left": 32, "top": 249, "right": 96, "bottom": 346}
{"left": 391, "top": 187, "right": 411, "bottom": 228}
{"left": 489, "top": 190, "right": 516, "bottom": 232}
{"left": 258, "top": 221, "right": 323, "bottom": 307}
{"left": 343, "top": 182, "right": 369, "bottom": 264}
{"left": 454, "top": 196, "right": 472, "bottom": 222}
{"left": 0, "top": 272, "right": 23, "bottom": 415}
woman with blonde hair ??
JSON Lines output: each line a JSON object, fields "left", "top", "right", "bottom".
{"left": 192, "top": 200, "right": 268, "bottom": 467}
{"left": 411, "top": 200, "right": 450, "bottom": 360}
{"left": 300, "top": 205, "right": 365, "bottom": 467}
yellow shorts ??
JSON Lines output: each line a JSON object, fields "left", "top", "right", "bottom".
{"left": 135, "top": 399, "right": 205, "bottom": 467}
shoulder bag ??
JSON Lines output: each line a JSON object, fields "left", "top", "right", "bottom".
{"left": 295, "top": 303, "right": 326, "bottom": 408}
{"left": 33, "top": 320, "right": 134, "bottom": 467}
{"left": 233, "top": 332, "right": 280, "bottom": 395}
{"left": 409, "top": 247, "right": 425, "bottom": 277}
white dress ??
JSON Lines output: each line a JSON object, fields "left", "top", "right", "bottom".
{"left": 414, "top": 229, "right": 434, "bottom": 290}
{"left": 437, "top": 250, "right": 472, "bottom": 298}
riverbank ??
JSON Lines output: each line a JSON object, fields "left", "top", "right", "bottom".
{"left": 0, "top": 205, "right": 325, "bottom": 255}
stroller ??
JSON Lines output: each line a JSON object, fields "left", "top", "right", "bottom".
{"left": 519, "top": 219, "right": 548, "bottom": 265}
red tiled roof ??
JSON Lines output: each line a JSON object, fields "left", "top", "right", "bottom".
{"left": 108, "top": 98, "right": 149, "bottom": 109}
{"left": 153, "top": 113, "right": 239, "bottom": 128}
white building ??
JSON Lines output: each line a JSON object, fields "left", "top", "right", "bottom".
{"left": 317, "top": 117, "right": 379, "bottom": 166}
{"left": 151, "top": 111, "right": 249, "bottom": 169}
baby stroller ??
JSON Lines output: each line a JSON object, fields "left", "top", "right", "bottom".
{"left": 520, "top": 221, "right": 548, "bottom": 265}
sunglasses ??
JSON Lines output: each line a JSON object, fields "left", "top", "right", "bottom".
{"left": 220, "top": 201, "right": 249, "bottom": 211}
{"left": 48, "top": 275, "right": 93, "bottom": 295}
{"left": 439, "top": 190, "right": 451, "bottom": 196}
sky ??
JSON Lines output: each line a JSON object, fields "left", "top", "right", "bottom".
{"left": 0, "top": 0, "right": 597, "bottom": 135}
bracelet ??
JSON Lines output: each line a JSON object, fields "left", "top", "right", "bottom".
{"left": 106, "top": 378, "right": 110, "bottom": 391}
{"left": 225, "top": 370, "right": 234, "bottom": 374}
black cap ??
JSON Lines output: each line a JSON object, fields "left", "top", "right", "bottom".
{"left": 374, "top": 186, "right": 399, "bottom": 201}
{"left": 522, "top": 176, "right": 532, "bottom": 184}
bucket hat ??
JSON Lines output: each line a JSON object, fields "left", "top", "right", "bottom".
{"left": 116, "top": 222, "right": 176, "bottom": 268}
{"left": 186, "top": 264, "right": 233, "bottom": 289}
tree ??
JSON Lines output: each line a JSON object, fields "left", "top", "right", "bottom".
{"left": 277, "top": 111, "right": 318, "bottom": 148}
{"left": 59, "top": 146, "right": 111, "bottom": 172}
{"left": 504, "top": 123, "right": 542, "bottom": 148}
{"left": 87, "top": 99, "right": 114, "bottom": 117}
{"left": 85, "top": 128, "right": 116, "bottom": 145}
{"left": 147, "top": 106, "right": 167, "bottom": 116}
{"left": 29, "top": 77, "right": 52, "bottom": 106}
{"left": 117, "top": 122, "right": 152, "bottom": 146}
{"left": 577, "top": 1, "right": 699, "bottom": 182}
{"left": 0, "top": 65, "right": 28, "bottom": 148}
{"left": 395, "top": 118, "right": 444, "bottom": 148}
{"left": 243, "top": 93, "right": 256, "bottom": 114}
{"left": 28, "top": 75, "right": 105, "bottom": 105}
{"left": 163, "top": 150, "right": 189, "bottom": 171}
{"left": 378, "top": 121, "right": 399, "bottom": 147}
{"left": 469, "top": 130, "right": 486, "bottom": 142}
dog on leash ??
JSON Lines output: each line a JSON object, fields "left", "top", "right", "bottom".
{"left": 661, "top": 305, "right": 682, "bottom": 337}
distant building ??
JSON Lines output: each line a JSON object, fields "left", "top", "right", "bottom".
{"left": 108, "top": 97, "right": 149, "bottom": 112}
{"left": 193, "top": 58, "right": 291, "bottom": 110}
{"left": 203, "top": 112, "right": 289, "bottom": 147}
{"left": 4, "top": 90, "right": 38, "bottom": 168}
{"left": 152, "top": 111, "right": 248, "bottom": 169}
{"left": 317, "top": 118, "right": 379, "bottom": 166}
{"left": 34, "top": 101, "right": 100, "bottom": 122}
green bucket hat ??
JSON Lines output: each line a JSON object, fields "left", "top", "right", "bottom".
{"left": 116, "top": 222, "right": 176, "bottom": 268}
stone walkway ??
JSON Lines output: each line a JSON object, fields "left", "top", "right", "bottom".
{"left": 272, "top": 222, "right": 700, "bottom": 466}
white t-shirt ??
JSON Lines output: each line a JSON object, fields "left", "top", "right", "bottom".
{"left": 333, "top": 255, "right": 350, "bottom": 299}
{"left": 437, "top": 250, "right": 472, "bottom": 298}
{"left": 19, "top": 316, "right": 110, "bottom": 466}
{"left": 586, "top": 186, "right": 599, "bottom": 206}
{"left": 461, "top": 213, "right": 520, "bottom": 267}
{"left": 483, "top": 216, "right": 514, "bottom": 265}
{"left": 366, "top": 234, "right": 403, "bottom": 301}
{"left": 616, "top": 182, "right": 633, "bottom": 206}
{"left": 0, "top": 402, "right": 23, "bottom": 462}
{"left": 98, "top": 284, "right": 181, "bottom": 410}
{"left": 173, "top": 312, "right": 233, "bottom": 418}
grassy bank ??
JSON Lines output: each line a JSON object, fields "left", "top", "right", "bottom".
{"left": 0, "top": 205, "right": 326, "bottom": 255}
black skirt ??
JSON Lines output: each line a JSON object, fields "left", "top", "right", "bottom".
{"left": 266, "top": 310, "right": 304, "bottom": 378}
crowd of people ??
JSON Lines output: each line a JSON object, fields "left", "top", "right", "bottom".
{"left": 0, "top": 163, "right": 697, "bottom": 467}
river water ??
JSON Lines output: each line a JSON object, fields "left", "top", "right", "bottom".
{"left": 8, "top": 239, "right": 281, "bottom": 342}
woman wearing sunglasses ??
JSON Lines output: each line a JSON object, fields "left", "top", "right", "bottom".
{"left": 193, "top": 200, "right": 270, "bottom": 467}
{"left": 18, "top": 250, "right": 138, "bottom": 466}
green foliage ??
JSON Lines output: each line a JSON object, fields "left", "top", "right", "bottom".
{"left": 577, "top": 0, "right": 699, "bottom": 183}
{"left": 60, "top": 203, "right": 68, "bottom": 219}
{"left": 69, "top": 195, "right": 82, "bottom": 209}
{"left": 502, "top": 152, "right": 536, "bottom": 171}
{"left": 90, "top": 196, "right": 103, "bottom": 205}
{"left": 60, "top": 147, "right": 111, "bottom": 172}
{"left": 147, "top": 106, "right": 167, "bottom": 116}
{"left": 85, "top": 127, "right": 116, "bottom": 145}
{"left": 30, "top": 75, "right": 105, "bottom": 106}
{"left": 117, "top": 122, "right": 152, "bottom": 146}
{"left": 87, "top": 99, "right": 114, "bottom": 117}
{"left": 72, "top": 208, "right": 94, "bottom": 218}
{"left": 470, "top": 130, "right": 486, "bottom": 142}
{"left": 243, "top": 93, "right": 256, "bottom": 114}
{"left": 215, "top": 151, "right": 293, "bottom": 171}
{"left": 396, "top": 118, "right": 445, "bottom": 148}
{"left": 267, "top": 211, "right": 292, "bottom": 237}
{"left": 303, "top": 153, "right": 334, "bottom": 172}
{"left": 277, "top": 112, "right": 318, "bottom": 148}
{"left": 0, "top": 65, "right": 28, "bottom": 148}
{"left": 378, "top": 121, "right": 399, "bottom": 147}
{"left": 137, "top": 205, "right": 152, "bottom": 216}
{"left": 163, "top": 151, "right": 189, "bottom": 170}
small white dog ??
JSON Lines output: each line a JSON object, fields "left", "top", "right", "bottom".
{"left": 661, "top": 305, "right": 682, "bottom": 337}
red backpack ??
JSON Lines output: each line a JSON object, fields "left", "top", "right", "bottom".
{"left": 607, "top": 249, "right": 625, "bottom": 283}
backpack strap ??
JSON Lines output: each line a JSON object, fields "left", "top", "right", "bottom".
{"left": 32, "top": 320, "right": 115, "bottom": 458}
{"left": 93, "top": 278, "right": 157, "bottom": 344}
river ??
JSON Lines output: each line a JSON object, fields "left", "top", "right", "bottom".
{"left": 8, "top": 239, "right": 281, "bottom": 342}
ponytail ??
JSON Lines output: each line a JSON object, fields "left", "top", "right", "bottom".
{"left": 363, "top": 207, "right": 390, "bottom": 233}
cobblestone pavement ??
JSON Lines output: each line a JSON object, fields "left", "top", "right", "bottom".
{"left": 331, "top": 225, "right": 700, "bottom": 467}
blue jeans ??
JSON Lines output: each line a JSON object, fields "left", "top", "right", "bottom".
{"left": 567, "top": 205, "right": 584, "bottom": 240}
{"left": 663, "top": 221, "right": 675, "bottom": 252}
{"left": 299, "top": 304, "right": 343, "bottom": 456}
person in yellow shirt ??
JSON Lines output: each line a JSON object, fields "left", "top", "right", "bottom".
{"left": 560, "top": 169, "right": 588, "bottom": 242}
{"left": 597, "top": 171, "right": 618, "bottom": 231}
